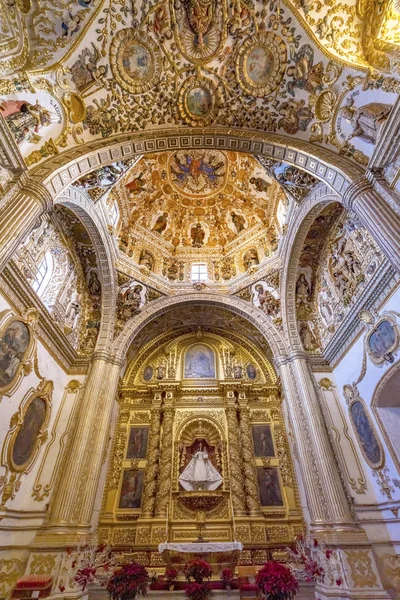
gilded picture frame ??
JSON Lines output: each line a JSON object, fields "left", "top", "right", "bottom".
{"left": 117, "top": 468, "right": 145, "bottom": 511}
{"left": 110, "top": 29, "right": 162, "bottom": 95}
{"left": 236, "top": 32, "right": 287, "bottom": 98}
{"left": 0, "top": 308, "right": 38, "bottom": 400}
{"left": 365, "top": 314, "right": 399, "bottom": 365}
{"left": 348, "top": 397, "right": 384, "bottom": 470}
{"left": 178, "top": 75, "right": 220, "bottom": 127}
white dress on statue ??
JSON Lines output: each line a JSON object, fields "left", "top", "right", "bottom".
{"left": 179, "top": 449, "right": 223, "bottom": 491}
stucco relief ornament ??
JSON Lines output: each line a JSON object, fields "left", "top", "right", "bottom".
{"left": 110, "top": 29, "right": 162, "bottom": 95}
{"left": 360, "top": 310, "right": 400, "bottom": 366}
{"left": 236, "top": 32, "right": 287, "bottom": 97}
{"left": 178, "top": 75, "right": 220, "bottom": 126}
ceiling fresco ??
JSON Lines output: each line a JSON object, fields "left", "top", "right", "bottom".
{"left": 110, "top": 150, "right": 284, "bottom": 253}
{"left": 0, "top": 0, "right": 399, "bottom": 174}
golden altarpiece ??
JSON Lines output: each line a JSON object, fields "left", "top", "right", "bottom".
{"left": 99, "top": 330, "right": 303, "bottom": 569}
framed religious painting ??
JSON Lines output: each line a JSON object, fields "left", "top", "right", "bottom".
{"left": 365, "top": 315, "right": 399, "bottom": 365}
{"left": 257, "top": 467, "right": 284, "bottom": 506}
{"left": 0, "top": 309, "right": 37, "bottom": 398}
{"left": 236, "top": 32, "right": 287, "bottom": 97}
{"left": 184, "top": 344, "right": 216, "bottom": 379}
{"left": 110, "top": 29, "right": 162, "bottom": 95}
{"left": 178, "top": 75, "right": 221, "bottom": 127}
{"left": 126, "top": 426, "right": 149, "bottom": 459}
{"left": 118, "top": 468, "right": 145, "bottom": 510}
{"left": 252, "top": 425, "right": 275, "bottom": 458}
{"left": 143, "top": 365, "right": 153, "bottom": 382}
{"left": 0, "top": 380, "right": 53, "bottom": 507}
{"left": 348, "top": 398, "right": 384, "bottom": 469}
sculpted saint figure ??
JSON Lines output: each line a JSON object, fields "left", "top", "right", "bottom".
{"left": 152, "top": 212, "right": 168, "bottom": 235}
{"left": 179, "top": 442, "right": 222, "bottom": 491}
{"left": 340, "top": 99, "right": 392, "bottom": 145}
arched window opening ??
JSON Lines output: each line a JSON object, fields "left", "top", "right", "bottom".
{"left": 110, "top": 202, "right": 120, "bottom": 227}
{"left": 32, "top": 251, "right": 54, "bottom": 298}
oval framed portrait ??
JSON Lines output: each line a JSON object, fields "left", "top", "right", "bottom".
{"left": 178, "top": 75, "right": 220, "bottom": 127}
{"left": 110, "top": 29, "right": 162, "bottom": 95}
{"left": 366, "top": 316, "right": 399, "bottom": 365}
{"left": 0, "top": 317, "right": 32, "bottom": 395}
{"left": 349, "top": 398, "right": 384, "bottom": 469}
{"left": 246, "top": 363, "right": 258, "bottom": 380}
{"left": 143, "top": 365, "right": 153, "bottom": 382}
{"left": 236, "top": 32, "right": 287, "bottom": 97}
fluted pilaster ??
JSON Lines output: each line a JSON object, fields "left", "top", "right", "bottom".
{"left": 154, "top": 406, "right": 174, "bottom": 517}
{"left": 226, "top": 405, "right": 247, "bottom": 516}
{"left": 141, "top": 394, "right": 162, "bottom": 517}
{"left": 343, "top": 178, "right": 400, "bottom": 273}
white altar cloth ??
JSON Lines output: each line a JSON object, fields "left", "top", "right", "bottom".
{"left": 158, "top": 542, "right": 243, "bottom": 554}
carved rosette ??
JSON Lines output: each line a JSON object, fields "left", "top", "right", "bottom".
{"left": 154, "top": 407, "right": 174, "bottom": 516}
{"left": 226, "top": 407, "right": 247, "bottom": 515}
{"left": 239, "top": 407, "right": 262, "bottom": 515}
{"left": 141, "top": 409, "right": 161, "bottom": 516}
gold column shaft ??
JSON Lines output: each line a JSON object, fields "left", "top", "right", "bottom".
{"left": 141, "top": 397, "right": 162, "bottom": 517}
{"left": 239, "top": 405, "right": 262, "bottom": 516}
{"left": 226, "top": 405, "right": 247, "bottom": 516}
{"left": 154, "top": 406, "right": 174, "bottom": 517}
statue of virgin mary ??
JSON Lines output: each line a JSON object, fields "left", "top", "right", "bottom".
{"left": 179, "top": 442, "right": 222, "bottom": 491}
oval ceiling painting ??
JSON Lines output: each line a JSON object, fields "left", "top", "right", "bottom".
{"left": 236, "top": 32, "right": 287, "bottom": 97}
{"left": 178, "top": 75, "right": 220, "bottom": 127}
{"left": 110, "top": 29, "right": 161, "bottom": 94}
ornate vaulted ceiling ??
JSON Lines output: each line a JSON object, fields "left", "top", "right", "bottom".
{"left": 0, "top": 0, "right": 399, "bottom": 183}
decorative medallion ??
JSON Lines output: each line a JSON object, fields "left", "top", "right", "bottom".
{"left": 110, "top": 29, "right": 161, "bottom": 95}
{"left": 170, "top": 0, "right": 228, "bottom": 64}
{"left": 168, "top": 149, "right": 227, "bottom": 197}
{"left": 143, "top": 365, "right": 153, "bottom": 381}
{"left": 236, "top": 32, "right": 287, "bottom": 97}
{"left": 178, "top": 75, "right": 220, "bottom": 127}
{"left": 365, "top": 315, "right": 399, "bottom": 365}
{"left": 62, "top": 92, "right": 86, "bottom": 124}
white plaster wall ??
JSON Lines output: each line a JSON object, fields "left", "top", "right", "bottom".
{"left": 0, "top": 293, "right": 86, "bottom": 552}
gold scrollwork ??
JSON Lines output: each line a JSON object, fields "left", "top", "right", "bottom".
{"left": 236, "top": 32, "right": 287, "bottom": 98}
{"left": 110, "top": 29, "right": 162, "bottom": 95}
{"left": 345, "top": 550, "right": 378, "bottom": 588}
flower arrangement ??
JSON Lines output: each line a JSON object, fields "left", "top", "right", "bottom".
{"left": 185, "top": 582, "right": 211, "bottom": 600}
{"left": 184, "top": 559, "right": 212, "bottom": 584}
{"left": 164, "top": 567, "right": 178, "bottom": 589}
{"left": 221, "top": 568, "right": 234, "bottom": 588}
{"left": 286, "top": 535, "right": 343, "bottom": 587}
{"left": 256, "top": 561, "right": 299, "bottom": 600}
{"left": 60, "top": 541, "right": 116, "bottom": 592}
{"left": 107, "top": 562, "right": 150, "bottom": 600}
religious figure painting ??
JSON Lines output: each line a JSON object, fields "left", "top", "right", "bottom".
{"left": 367, "top": 319, "right": 397, "bottom": 363}
{"left": 11, "top": 397, "right": 47, "bottom": 469}
{"left": 349, "top": 401, "right": 383, "bottom": 468}
{"left": 0, "top": 321, "right": 30, "bottom": 389}
{"left": 169, "top": 150, "right": 226, "bottom": 196}
{"left": 126, "top": 426, "right": 149, "bottom": 459}
{"left": 184, "top": 344, "right": 215, "bottom": 378}
{"left": 247, "top": 46, "right": 274, "bottom": 85}
{"left": 143, "top": 365, "right": 153, "bottom": 381}
{"left": 257, "top": 467, "right": 284, "bottom": 506}
{"left": 187, "top": 86, "right": 212, "bottom": 118}
{"left": 122, "top": 42, "right": 153, "bottom": 82}
{"left": 246, "top": 363, "right": 257, "bottom": 380}
{"left": 252, "top": 425, "right": 275, "bottom": 457}
{"left": 119, "top": 469, "right": 144, "bottom": 509}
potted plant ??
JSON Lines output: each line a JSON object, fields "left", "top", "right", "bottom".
{"left": 107, "top": 562, "right": 150, "bottom": 600}
{"left": 184, "top": 560, "right": 212, "bottom": 600}
{"left": 165, "top": 567, "right": 178, "bottom": 591}
{"left": 222, "top": 568, "right": 234, "bottom": 590}
{"left": 256, "top": 561, "right": 299, "bottom": 600}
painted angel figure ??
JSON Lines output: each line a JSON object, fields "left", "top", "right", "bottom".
{"left": 179, "top": 442, "right": 222, "bottom": 491}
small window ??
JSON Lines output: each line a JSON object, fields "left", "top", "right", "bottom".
{"left": 109, "top": 202, "right": 120, "bottom": 227}
{"left": 32, "top": 251, "right": 53, "bottom": 297}
{"left": 191, "top": 263, "right": 207, "bottom": 282}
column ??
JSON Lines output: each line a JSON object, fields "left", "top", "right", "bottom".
{"left": 154, "top": 398, "right": 174, "bottom": 517}
{"left": 343, "top": 178, "right": 400, "bottom": 273}
{"left": 141, "top": 393, "right": 162, "bottom": 517}
{"left": 35, "top": 352, "right": 122, "bottom": 545}
{"left": 277, "top": 351, "right": 390, "bottom": 600}
{"left": 0, "top": 174, "right": 53, "bottom": 273}
{"left": 226, "top": 396, "right": 247, "bottom": 516}
{"left": 238, "top": 394, "right": 262, "bottom": 516}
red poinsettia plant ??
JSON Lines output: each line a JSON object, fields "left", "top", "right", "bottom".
{"left": 185, "top": 582, "right": 211, "bottom": 600}
{"left": 256, "top": 561, "right": 299, "bottom": 600}
{"left": 222, "top": 568, "right": 234, "bottom": 586}
{"left": 107, "top": 562, "right": 150, "bottom": 600}
{"left": 164, "top": 567, "right": 178, "bottom": 587}
{"left": 184, "top": 559, "right": 212, "bottom": 583}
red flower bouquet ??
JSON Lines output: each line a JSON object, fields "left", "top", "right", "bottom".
{"left": 184, "top": 559, "right": 212, "bottom": 584}
{"left": 185, "top": 582, "right": 211, "bottom": 600}
{"left": 256, "top": 561, "right": 299, "bottom": 600}
{"left": 222, "top": 568, "right": 233, "bottom": 584}
{"left": 107, "top": 562, "right": 149, "bottom": 600}
{"left": 165, "top": 567, "right": 178, "bottom": 589}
